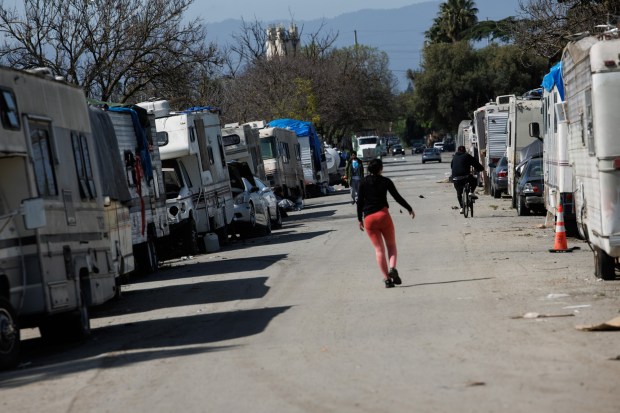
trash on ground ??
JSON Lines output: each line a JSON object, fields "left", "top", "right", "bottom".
{"left": 545, "top": 293, "right": 570, "bottom": 299}
{"left": 563, "top": 304, "right": 591, "bottom": 309}
{"left": 576, "top": 316, "right": 620, "bottom": 331}
{"left": 512, "top": 312, "right": 575, "bottom": 319}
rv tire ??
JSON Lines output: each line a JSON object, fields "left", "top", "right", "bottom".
{"left": 184, "top": 218, "right": 199, "bottom": 257}
{"left": 594, "top": 247, "right": 616, "bottom": 281}
{"left": 0, "top": 297, "right": 20, "bottom": 370}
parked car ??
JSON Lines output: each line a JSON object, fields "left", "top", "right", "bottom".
{"left": 391, "top": 144, "right": 405, "bottom": 155}
{"left": 255, "top": 176, "right": 283, "bottom": 229}
{"left": 515, "top": 156, "right": 544, "bottom": 216}
{"left": 228, "top": 161, "right": 271, "bottom": 237}
{"left": 433, "top": 142, "right": 445, "bottom": 152}
{"left": 422, "top": 148, "right": 442, "bottom": 164}
{"left": 412, "top": 144, "right": 426, "bottom": 154}
{"left": 489, "top": 156, "right": 508, "bottom": 198}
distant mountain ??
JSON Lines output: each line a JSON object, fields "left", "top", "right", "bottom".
{"left": 204, "top": 0, "right": 521, "bottom": 91}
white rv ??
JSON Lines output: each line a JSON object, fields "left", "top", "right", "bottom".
{"left": 506, "top": 93, "right": 543, "bottom": 204}
{"left": 540, "top": 62, "right": 575, "bottom": 230}
{"left": 97, "top": 106, "right": 169, "bottom": 273}
{"left": 562, "top": 32, "right": 620, "bottom": 280}
{"left": 137, "top": 101, "right": 234, "bottom": 255}
{"left": 484, "top": 96, "right": 510, "bottom": 174}
{"left": 255, "top": 125, "right": 305, "bottom": 200}
{"left": 0, "top": 68, "right": 117, "bottom": 369}
{"left": 222, "top": 122, "right": 264, "bottom": 180}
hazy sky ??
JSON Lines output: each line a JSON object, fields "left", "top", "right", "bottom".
{"left": 194, "top": 0, "right": 431, "bottom": 23}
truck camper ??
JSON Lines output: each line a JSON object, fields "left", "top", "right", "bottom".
{"left": 0, "top": 67, "right": 117, "bottom": 369}
{"left": 268, "top": 119, "right": 329, "bottom": 197}
{"left": 539, "top": 62, "right": 576, "bottom": 230}
{"left": 137, "top": 101, "right": 234, "bottom": 254}
{"left": 562, "top": 31, "right": 620, "bottom": 280}
{"left": 222, "top": 122, "right": 264, "bottom": 180}
{"left": 506, "top": 91, "right": 543, "bottom": 205}
{"left": 251, "top": 121, "right": 304, "bottom": 201}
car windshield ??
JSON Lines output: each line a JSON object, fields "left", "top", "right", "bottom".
{"left": 423, "top": 149, "right": 435, "bottom": 154}
{"left": 498, "top": 157, "right": 507, "bottom": 167}
{"left": 393, "top": 144, "right": 402, "bottom": 149}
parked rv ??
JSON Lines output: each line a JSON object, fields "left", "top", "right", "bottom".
{"left": 96, "top": 105, "right": 169, "bottom": 273}
{"left": 562, "top": 32, "right": 620, "bottom": 280}
{"left": 506, "top": 92, "right": 543, "bottom": 206}
{"left": 222, "top": 122, "right": 264, "bottom": 180}
{"left": 0, "top": 68, "right": 118, "bottom": 369}
{"left": 137, "top": 101, "right": 234, "bottom": 255}
{"left": 539, "top": 62, "right": 576, "bottom": 232}
{"left": 268, "top": 119, "right": 329, "bottom": 197}
{"left": 253, "top": 122, "right": 305, "bottom": 201}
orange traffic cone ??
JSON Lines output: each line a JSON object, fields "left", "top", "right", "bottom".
{"left": 549, "top": 204, "right": 575, "bottom": 253}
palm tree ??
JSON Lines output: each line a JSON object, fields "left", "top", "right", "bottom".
{"left": 425, "top": 0, "right": 479, "bottom": 43}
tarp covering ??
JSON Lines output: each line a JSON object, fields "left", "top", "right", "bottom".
{"left": 88, "top": 107, "right": 132, "bottom": 202}
{"left": 542, "top": 62, "right": 564, "bottom": 101}
{"left": 519, "top": 138, "right": 543, "bottom": 163}
{"left": 268, "top": 119, "right": 322, "bottom": 175}
{"left": 108, "top": 106, "right": 154, "bottom": 181}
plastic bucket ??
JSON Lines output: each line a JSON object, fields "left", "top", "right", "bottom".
{"left": 203, "top": 233, "right": 220, "bottom": 252}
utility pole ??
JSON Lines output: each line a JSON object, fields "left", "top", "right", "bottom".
{"left": 354, "top": 30, "right": 358, "bottom": 47}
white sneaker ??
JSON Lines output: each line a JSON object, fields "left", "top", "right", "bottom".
{"left": 459, "top": 208, "right": 464, "bottom": 214}
{"left": 469, "top": 193, "right": 478, "bottom": 199}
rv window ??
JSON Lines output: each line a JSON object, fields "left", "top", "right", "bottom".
{"left": 222, "top": 134, "right": 241, "bottom": 146}
{"left": 281, "top": 142, "right": 290, "bottom": 163}
{"left": 585, "top": 90, "right": 594, "bottom": 156}
{"left": 295, "top": 144, "right": 301, "bottom": 161}
{"left": 71, "top": 133, "right": 97, "bottom": 199}
{"left": 260, "top": 137, "right": 277, "bottom": 159}
{"left": 208, "top": 146, "right": 215, "bottom": 165}
{"left": 0, "top": 88, "right": 20, "bottom": 130}
{"left": 156, "top": 131, "right": 168, "bottom": 146}
{"left": 29, "top": 121, "right": 58, "bottom": 197}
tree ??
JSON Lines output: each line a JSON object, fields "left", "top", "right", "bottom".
{"left": 0, "top": 0, "right": 220, "bottom": 103}
{"left": 511, "top": 0, "right": 620, "bottom": 64}
{"left": 409, "top": 41, "right": 547, "bottom": 133}
{"left": 425, "top": 0, "right": 479, "bottom": 43}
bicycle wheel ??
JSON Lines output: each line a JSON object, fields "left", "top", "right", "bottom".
{"left": 469, "top": 196, "right": 474, "bottom": 217}
{"left": 461, "top": 187, "right": 469, "bottom": 218}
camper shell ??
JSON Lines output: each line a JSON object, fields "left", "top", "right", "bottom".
{"left": 254, "top": 123, "right": 305, "bottom": 201}
{"left": 137, "top": 100, "right": 234, "bottom": 256}
{"left": 268, "top": 119, "right": 329, "bottom": 197}
{"left": 0, "top": 67, "right": 117, "bottom": 369}
{"left": 506, "top": 92, "right": 543, "bottom": 204}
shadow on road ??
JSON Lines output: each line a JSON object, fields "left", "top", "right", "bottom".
{"left": 1, "top": 305, "right": 291, "bottom": 387}
{"left": 93, "top": 276, "right": 271, "bottom": 318}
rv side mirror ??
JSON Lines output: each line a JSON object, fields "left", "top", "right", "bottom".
{"left": 22, "top": 198, "right": 46, "bottom": 229}
{"left": 529, "top": 122, "right": 540, "bottom": 138}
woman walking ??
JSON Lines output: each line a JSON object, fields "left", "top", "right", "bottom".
{"left": 357, "top": 159, "right": 415, "bottom": 288}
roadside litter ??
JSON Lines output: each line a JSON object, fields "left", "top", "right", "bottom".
{"left": 512, "top": 312, "right": 574, "bottom": 319}
{"left": 576, "top": 316, "right": 620, "bottom": 331}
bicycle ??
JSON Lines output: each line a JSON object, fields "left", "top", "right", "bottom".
{"left": 461, "top": 175, "right": 476, "bottom": 218}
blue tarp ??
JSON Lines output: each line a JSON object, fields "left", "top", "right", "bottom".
{"left": 542, "top": 62, "right": 564, "bottom": 101}
{"left": 108, "top": 106, "right": 154, "bottom": 181}
{"left": 268, "top": 119, "right": 322, "bottom": 176}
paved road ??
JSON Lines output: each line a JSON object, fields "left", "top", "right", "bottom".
{"left": 1, "top": 152, "right": 619, "bottom": 413}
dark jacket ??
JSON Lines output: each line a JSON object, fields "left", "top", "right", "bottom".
{"left": 451, "top": 151, "right": 484, "bottom": 179}
{"left": 357, "top": 175, "right": 412, "bottom": 222}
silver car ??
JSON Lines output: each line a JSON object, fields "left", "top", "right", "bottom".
{"left": 228, "top": 162, "right": 271, "bottom": 237}
{"left": 422, "top": 148, "right": 442, "bottom": 163}
{"left": 255, "top": 177, "right": 283, "bottom": 229}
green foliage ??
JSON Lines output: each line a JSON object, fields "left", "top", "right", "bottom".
{"left": 410, "top": 42, "right": 547, "bottom": 133}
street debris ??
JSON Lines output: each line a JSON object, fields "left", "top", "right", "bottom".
{"left": 575, "top": 316, "right": 620, "bottom": 332}
{"left": 512, "top": 312, "right": 575, "bottom": 319}
{"left": 545, "top": 293, "right": 570, "bottom": 299}
{"left": 466, "top": 381, "right": 486, "bottom": 387}
{"left": 419, "top": 195, "right": 425, "bottom": 198}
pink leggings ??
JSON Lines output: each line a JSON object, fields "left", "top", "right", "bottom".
{"left": 364, "top": 208, "right": 397, "bottom": 279}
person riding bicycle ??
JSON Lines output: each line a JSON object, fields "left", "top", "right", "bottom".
{"left": 451, "top": 146, "right": 484, "bottom": 214}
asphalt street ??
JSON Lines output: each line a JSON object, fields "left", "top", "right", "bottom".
{"left": 1, "top": 152, "right": 619, "bottom": 413}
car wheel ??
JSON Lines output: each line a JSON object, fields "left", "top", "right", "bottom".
{"left": 493, "top": 185, "right": 501, "bottom": 199}
{"left": 0, "top": 297, "right": 20, "bottom": 370}
{"left": 422, "top": 160, "right": 425, "bottom": 164}
{"left": 594, "top": 246, "right": 616, "bottom": 280}
{"left": 248, "top": 203, "right": 257, "bottom": 229}
{"left": 273, "top": 207, "right": 283, "bottom": 229}
{"left": 263, "top": 211, "right": 272, "bottom": 235}
{"left": 517, "top": 196, "right": 529, "bottom": 216}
